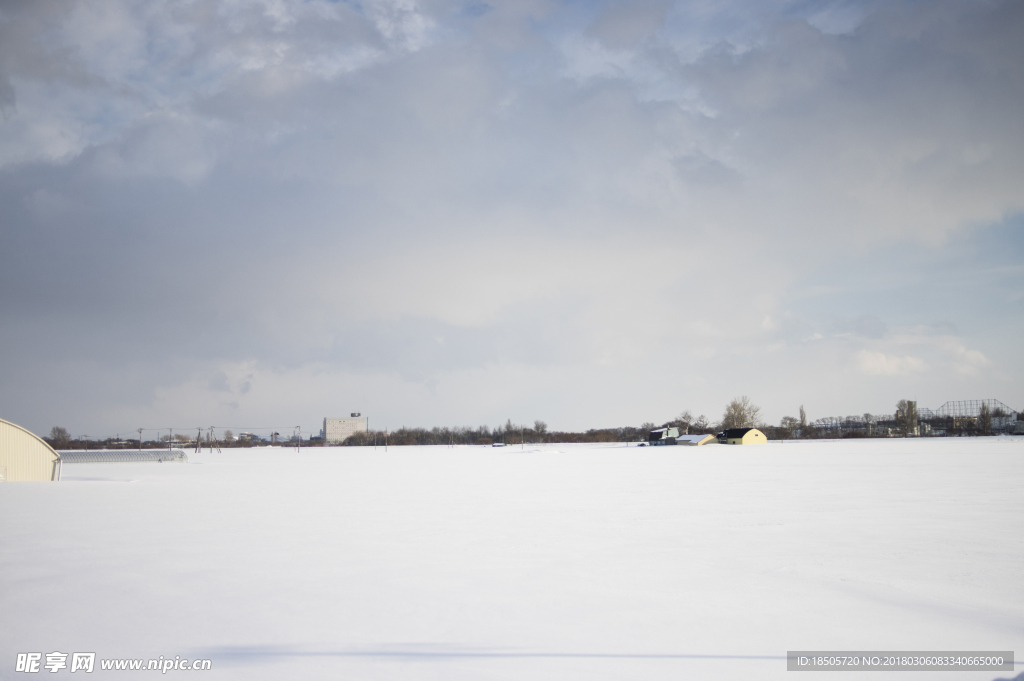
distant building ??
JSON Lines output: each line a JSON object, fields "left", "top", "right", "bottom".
{"left": 649, "top": 429, "right": 717, "bottom": 446}
{"left": 322, "top": 414, "right": 368, "bottom": 444}
{"left": 719, "top": 428, "right": 766, "bottom": 445}
{"left": 648, "top": 427, "right": 681, "bottom": 445}
{"left": 0, "top": 418, "right": 61, "bottom": 481}
{"left": 676, "top": 434, "right": 717, "bottom": 446}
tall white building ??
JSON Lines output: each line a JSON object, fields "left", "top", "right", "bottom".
{"left": 322, "top": 414, "right": 368, "bottom": 444}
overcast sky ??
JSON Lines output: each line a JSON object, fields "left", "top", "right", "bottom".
{"left": 1, "top": 0, "right": 1022, "bottom": 439}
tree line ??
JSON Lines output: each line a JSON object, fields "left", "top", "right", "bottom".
{"left": 335, "top": 397, "right": 766, "bottom": 446}
{"left": 336, "top": 420, "right": 654, "bottom": 446}
{"left": 45, "top": 396, "right": 1010, "bottom": 450}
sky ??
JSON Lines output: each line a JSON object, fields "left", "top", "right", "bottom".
{"left": 1, "top": 0, "right": 1022, "bottom": 439}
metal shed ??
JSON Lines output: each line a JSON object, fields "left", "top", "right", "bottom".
{"left": 0, "top": 418, "right": 61, "bottom": 481}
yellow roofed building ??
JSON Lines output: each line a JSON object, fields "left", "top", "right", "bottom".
{"left": 720, "top": 428, "right": 767, "bottom": 445}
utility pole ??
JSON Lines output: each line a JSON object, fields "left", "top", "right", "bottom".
{"left": 137, "top": 428, "right": 143, "bottom": 452}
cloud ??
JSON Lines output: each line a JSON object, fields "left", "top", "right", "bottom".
{"left": 857, "top": 351, "right": 927, "bottom": 376}
{"left": 586, "top": 1, "right": 668, "bottom": 49}
{"left": 941, "top": 342, "right": 992, "bottom": 376}
{"left": 0, "top": 0, "right": 1021, "bottom": 434}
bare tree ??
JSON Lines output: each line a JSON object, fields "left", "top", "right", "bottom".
{"left": 721, "top": 396, "right": 763, "bottom": 430}
{"left": 779, "top": 416, "right": 800, "bottom": 438}
{"left": 533, "top": 420, "right": 547, "bottom": 435}
{"left": 979, "top": 403, "right": 992, "bottom": 435}
{"left": 673, "top": 410, "right": 694, "bottom": 433}
{"left": 49, "top": 426, "right": 71, "bottom": 447}
{"left": 895, "top": 400, "right": 918, "bottom": 437}
{"left": 799, "top": 405, "right": 807, "bottom": 428}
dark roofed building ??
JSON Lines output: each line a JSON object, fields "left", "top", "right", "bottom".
{"left": 718, "top": 428, "right": 766, "bottom": 445}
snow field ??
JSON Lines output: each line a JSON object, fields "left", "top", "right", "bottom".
{"left": 1, "top": 437, "right": 1021, "bottom": 680}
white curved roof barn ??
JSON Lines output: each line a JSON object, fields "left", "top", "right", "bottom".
{"left": 0, "top": 418, "right": 61, "bottom": 481}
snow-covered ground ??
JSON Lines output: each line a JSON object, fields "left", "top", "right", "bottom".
{"left": 2, "top": 438, "right": 1022, "bottom": 680}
